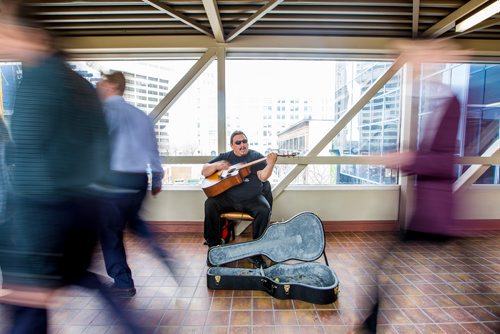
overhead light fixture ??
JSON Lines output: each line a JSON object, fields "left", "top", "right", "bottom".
{"left": 456, "top": 0, "right": 500, "bottom": 32}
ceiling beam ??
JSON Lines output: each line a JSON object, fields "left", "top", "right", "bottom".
{"left": 216, "top": 47, "right": 227, "bottom": 152}
{"left": 412, "top": 0, "right": 420, "bottom": 38}
{"left": 142, "top": 0, "right": 214, "bottom": 37}
{"left": 202, "top": 0, "right": 225, "bottom": 42}
{"left": 58, "top": 35, "right": 500, "bottom": 58}
{"left": 25, "top": 0, "right": 141, "bottom": 4}
{"left": 39, "top": 15, "right": 179, "bottom": 23}
{"left": 32, "top": 6, "right": 159, "bottom": 15}
{"left": 423, "top": 0, "right": 489, "bottom": 38}
{"left": 226, "top": 0, "right": 285, "bottom": 42}
{"left": 150, "top": 48, "right": 217, "bottom": 123}
{"left": 47, "top": 22, "right": 192, "bottom": 29}
{"left": 29, "top": 5, "right": 442, "bottom": 16}
{"left": 249, "top": 22, "right": 411, "bottom": 29}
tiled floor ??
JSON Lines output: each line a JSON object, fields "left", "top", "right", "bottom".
{"left": 1, "top": 230, "right": 498, "bottom": 333}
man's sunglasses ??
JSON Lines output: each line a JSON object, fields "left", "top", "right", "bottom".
{"left": 234, "top": 139, "right": 248, "bottom": 145}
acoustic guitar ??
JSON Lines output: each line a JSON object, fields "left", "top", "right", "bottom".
{"left": 201, "top": 154, "right": 294, "bottom": 198}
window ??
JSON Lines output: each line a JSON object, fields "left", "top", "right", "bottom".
{"left": 159, "top": 63, "right": 217, "bottom": 157}
{"left": 0, "top": 63, "right": 21, "bottom": 120}
{"left": 225, "top": 60, "right": 402, "bottom": 184}
{"left": 2, "top": 57, "right": 497, "bottom": 187}
{"left": 420, "top": 63, "right": 499, "bottom": 184}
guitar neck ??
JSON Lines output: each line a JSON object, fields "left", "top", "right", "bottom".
{"left": 237, "top": 154, "right": 292, "bottom": 170}
{"left": 238, "top": 156, "right": 267, "bottom": 170}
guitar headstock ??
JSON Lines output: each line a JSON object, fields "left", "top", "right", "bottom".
{"left": 276, "top": 152, "right": 298, "bottom": 157}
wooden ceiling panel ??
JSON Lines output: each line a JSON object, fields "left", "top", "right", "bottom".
{"left": 22, "top": 1, "right": 500, "bottom": 40}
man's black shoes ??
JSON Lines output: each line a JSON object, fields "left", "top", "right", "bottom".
{"left": 110, "top": 284, "right": 136, "bottom": 297}
{"left": 204, "top": 239, "right": 222, "bottom": 248}
{"left": 358, "top": 303, "right": 378, "bottom": 333}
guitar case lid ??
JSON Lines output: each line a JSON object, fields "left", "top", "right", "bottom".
{"left": 208, "top": 211, "right": 325, "bottom": 266}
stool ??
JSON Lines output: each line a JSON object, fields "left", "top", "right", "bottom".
{"left": 220, "top": 212, "right": 254, "bottom": 240}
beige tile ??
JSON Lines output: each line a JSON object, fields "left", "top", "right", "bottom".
{"left": 211, "top": 298, "right": 232, "bottom": 311}
{"left": 253, "top": 298, "right": 273, "bottom": 310}
{"left": 183, "top": 310, "right": 208, "bottom": 326}
{"left": 295, "top": 310, "right": 320, "bottom": 326}
{"left": 34, "top": 231, "right": 498, "bottom": 334}
{"left": 232, "top": 298, "right": 252, "bottom": 311}
{"left": 274, "top": 310, "right": 298, "bottom": 326}
{"left": 205, "top": 311, "right": 230, "bottom": 326}
{"left": 252, "top": 310, "right": 274, "bottom": 326}
{"left": 230, "top": 311, "right": 252, "bottom": 326}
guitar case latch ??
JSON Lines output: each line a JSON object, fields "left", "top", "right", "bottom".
{"left": 261, "top": 279, "right": 276, "bottom": 294}
{"left": 284, "top": 284, "right": 290, "bottom": 295}
{"left": 215, "top": 275, "right": 221, "bottom": 285}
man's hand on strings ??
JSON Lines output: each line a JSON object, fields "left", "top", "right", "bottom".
{"left": 217, "top": 160, "right": 230, "bottom": 171}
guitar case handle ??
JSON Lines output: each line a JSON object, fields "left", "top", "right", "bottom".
{"left": 323, "top": 251, "right": 329, "bottom": 266}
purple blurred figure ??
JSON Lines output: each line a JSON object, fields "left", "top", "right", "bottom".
{"left": 402, "top": 85, "right": 461, "bottom": 239}
{"left": 360, "top": 40, "right": 469, "bottom": 333}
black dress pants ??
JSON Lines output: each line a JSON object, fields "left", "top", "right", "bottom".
{"left": 1, "top": 193, "right": 142, "bottom": 333}
{"left": 99, "top": 172, "right": 149, "bottom": 289}
{"left": 7, "top": 306, "right": 48, "bottom": 334}
{"left": 204, "top": 194, "right": 271, "bottom": 246}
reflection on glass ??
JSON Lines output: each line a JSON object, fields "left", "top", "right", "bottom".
{"left": 0, "top": 62, "right": 22, "bottom": 122}
{"left": 420, "top": 63, "right": 499, "bottom": 184}
{"left": 332, "top": 63, "right": 402, "bottom": 185}
{"left": 158, "top": 63, "right": 217, "bottom": 157}
{"left": 68, "top": 60, "right": 210, "bottom": 158}
{"left": 227, "top": 60, "right": 400, "bottom": 185}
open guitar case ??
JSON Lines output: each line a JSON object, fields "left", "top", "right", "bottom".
{"left": 207, "top": 212, "right": 340, "bottom": 304}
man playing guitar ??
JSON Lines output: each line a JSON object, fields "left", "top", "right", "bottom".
{"left": 202, "top": 131, "right": 277, "bottom": 266}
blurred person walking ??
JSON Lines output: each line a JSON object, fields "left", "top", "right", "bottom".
{"left": 0, "top": 1, "right": 140, "bottom": 332}
{"left": 0, "top": 117, "right": 11, "bottom": 226}
{"left": 0, "top": 117, "right": 13, "bottom": 285}
{"left": 96, "top": 71, "right": 167, "bottom": 297}
{"left": 360, "top": 40, "right": 467, "bottom": 333}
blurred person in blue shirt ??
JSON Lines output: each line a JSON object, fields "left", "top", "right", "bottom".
{"left": 96, "top": 71, "right": 166, "bottom": 297}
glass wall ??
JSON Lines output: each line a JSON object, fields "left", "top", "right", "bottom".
{"left": 333, "top": 62, "right": 402, "bottom": 185}
{"left": 463, "top": 64, "right": 500, "bottom": 184}
{"left": 70, "top": 60, "right": 212, "bottom": 185}
{"left": 0, "top": 63, "right": 22, "bottom": 121}
{"left": 420, "top": 63, "right": 499, "bottom": 184}
{"left": 1, "top": 58, "right": 498, "bottom": 185}
{"left": 226, "top": 60, "right": 401, "bottom": 185}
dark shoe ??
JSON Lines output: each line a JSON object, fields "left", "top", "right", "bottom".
{"left": 152, "top": 244, "right": 168, "bottom": 259}
{"left": 110, "top": 284, "right": 136, "bottom": 297}
{"left": 402, "top": 230, "right": 451, "bottom": 243}
{"left": 204, "top": 239, "right": 222, "bottom": 247}
{"left": 248, "top": 255, "right": 267, "bottom": 269}
{"left": 359, "top": 303, "right": 378, "bottom": 333}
